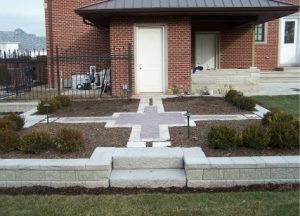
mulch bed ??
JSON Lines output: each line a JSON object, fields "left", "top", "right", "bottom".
{"left": 51, "top": 99, "right": 140, "bottom": 117}
{"left": 0, "top": 184, "right": 298, "bottom": 195}
{"left": 0, "top": 123, "right": 130, "bottom": 159}
{"left": 169, "top": 120, "right": 299, "bottom": 156}
{"left": 163, "top": 96, "right": 251, "bottom": 114}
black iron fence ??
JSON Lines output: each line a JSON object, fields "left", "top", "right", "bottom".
{"left": 0, "top": 44, "right": 133, "bottom": 100}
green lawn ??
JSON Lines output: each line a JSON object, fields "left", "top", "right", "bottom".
{"left": 253, "top": 95, "right": 300, "bottom": 119}
{"left": 0, "top": 191, "right": 299, "bottom": 216}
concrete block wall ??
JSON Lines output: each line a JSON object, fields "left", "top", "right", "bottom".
{"left": 0, "top": 147, "right": 299, "bottom": 188}
{"left": 0, "top": 148, "right": 114, "bottom": 188}
{"left": 184, "top": 148, "right": 300, "bottom": 188}
{"left": 191, "top": 69, "right": 260, "bottom": 95}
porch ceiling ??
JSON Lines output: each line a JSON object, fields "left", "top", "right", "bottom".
{"left": 75, "top": 0, "right": 299, "bottom": 27}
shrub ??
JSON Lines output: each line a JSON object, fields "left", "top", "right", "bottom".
{"left": 37, "top": 98, "right": 60, "bottom": 114}
{"left": 0, "top": 118, "right": 18, "bottom": 131}
{"left": 241, "top": 124, "right": 270, "bottom": 149}
{"left": 238, "top": 96, "right": 256, "bottom": 111}
{"left": 262, "top": 111, "right": 294, "bottom": 126}
{"left": 269, "top": 121, "right": 299, "bottom": 149}
{"left": 55, "top": 95, "right": 71, "bottom": 107}
{"left": 225, "top": 90, "right": 238, "bottom": 103}
{"left": 55, "top": 128, "right": 84, "bottom": 152}
{"left": 19, "top": 129, "right": 53, "bottom": 153}
{"left": 3, "top": 113, "right": 24, "bottom": 130}
{"left": 0, "top": 129, "right": 20, "bottom": 152}
{"left": 208, "top": 126, "right": 237, "bottom": 150}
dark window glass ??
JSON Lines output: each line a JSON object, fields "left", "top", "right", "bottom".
{"left": 284, "top": 21, "right": 295, "bottom": 44}
{"left": 255, "top": 24, "right": 265, "bottom": 42}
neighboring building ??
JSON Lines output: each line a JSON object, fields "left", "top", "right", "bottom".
{"left": 44, "top": 0, "right": 298, "bottom": 95}
{"left": 0, "top": 42, "right": 19, "bottom": 52}
{"left": 0, "top": 29, "right": 46, "bottom": 53}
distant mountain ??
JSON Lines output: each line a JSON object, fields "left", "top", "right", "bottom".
{"left": 0, "top": 28, "right": 46, "bottom": 51}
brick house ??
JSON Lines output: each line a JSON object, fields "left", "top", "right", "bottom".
{"left": 44, "top": 0, "right": 299, "bottom": 95}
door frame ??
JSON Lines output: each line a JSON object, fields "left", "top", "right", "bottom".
{"left": 278, "top": 16, "right": 300, "bottom": 66}
{"left": 194, "top": 31, "right": 220, "bottom": 69}
{"left": 134, "top": 24, "right": 167, "bottom": 93}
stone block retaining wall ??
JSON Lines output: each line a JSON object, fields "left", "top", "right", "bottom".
{"left": 184, "top": 148, "right": 300, "bottom": 188}
{"left": 0, "top": 148, "right": 114, "bottom": 188}
{"left": 0, "top": 147, "right": 299, "bottom": 188}
{"left": 191, "top": 69, "right": 260, "bottom": 95}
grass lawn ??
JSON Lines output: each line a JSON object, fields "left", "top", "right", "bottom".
{"left": 253, "top": 95, "right": 300, "bottom": 119}
{"left": 0, "top": 191, "right": 299, "bottom": 216}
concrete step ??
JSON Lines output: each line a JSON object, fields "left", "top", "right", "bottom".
{"left": 113, "top": 148, "right": 183, "bottom": 169}
{"left": 274, "top": 67, "right": 300, "bottom": 72}
{"left": 260, "top": 78, "right": 300, "bottom": 83}
{"left": 110, "top": 169, "right": 186, "bottom": 188}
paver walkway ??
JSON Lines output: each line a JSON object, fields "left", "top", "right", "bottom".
{"left": 23, "top": 96, "right": 268, "bottom": 146}
{"left": 110, "top": 106, "right": 186, "bottom": 141}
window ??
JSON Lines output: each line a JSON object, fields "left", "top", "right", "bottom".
{"left": 255, "top": 24, "right": 266, "bottom": 43}
{"left": 284, "top": 21, "right": 295, "bottom": 44}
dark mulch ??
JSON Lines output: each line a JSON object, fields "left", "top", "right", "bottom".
{"left": 163, "top": 96, "right": 251, "bottom": 114}
{"left": 0, "top": 184, "right": 298, "bottom": 195}
{"left": 0, "top": 123, "right": 130, "bottom": 159}
{"left": 51, "top": 99, "right": 140, "bottom": 117}
{"left": 170, "top": 120, "right": 299, "bottom": 157}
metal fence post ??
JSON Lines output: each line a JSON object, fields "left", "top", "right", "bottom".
{"left": 3, "top": 51, "right": 9, "bottom": 93}
{"left": 128, "top": 43, "right": 132, "bottom": 97}
{"left": 55, "top": 46, "right": 60, "bottom": 95}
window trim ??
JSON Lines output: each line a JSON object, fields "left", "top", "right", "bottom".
{"left": 255, "top": 23, "right": 268, "bottom": 44}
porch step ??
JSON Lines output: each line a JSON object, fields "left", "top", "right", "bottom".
{"left": 260, "top": 71, "right": 300, "bottom": 83}
{"left": 274, "top": 67, "right": 300, "bottom": 72}
{"left": 112, "top": 147, "right": 183, "bottom": 169}
{"left": 110, "top": 169, "right": 186, "bottom": 188}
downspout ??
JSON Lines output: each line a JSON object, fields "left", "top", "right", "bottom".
{"left": 47, "top": 0, "right": 55, "bottom": 88}
{"left": 251, "top": 24, "right": 256, "bottom": 67}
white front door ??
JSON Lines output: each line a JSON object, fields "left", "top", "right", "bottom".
{"left": 136, "top": 26, "right": 164, "bottom": 93}
{"left": 279, "top": 17, "right": 300, "bottom": 66}
{"left": 195, "top": 33, "right": 218, "bottom": 70}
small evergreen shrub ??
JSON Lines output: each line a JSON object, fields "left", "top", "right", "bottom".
{"left": 55, "top": 95, "right": 71, "bottom": 107}
{"left": 208, "top": 126, "right": 237, "bottom": 150}
{"left": 55, "top": 128, "right": 84, "bottom": 152}
{"left": 0, "top": 129, "right": 20, "bottom": 152}
{"left": 0, "top": 118, "right": 18, "bottom": 131}
{"left": 19, "top": 129, "right": 53, "bottom": 153}
{"left": 241, "top": 124, "right": 270, "bottom": 149}
{"left": 3, "top": 113, "right": 24, "bottom": 130}
{"left": 37, "top": 98, "right": 59, "bottom": 114}
{"left": 269, "top": 121, "right": 299, "bottom": 149}
{"left": 262, "top": 111, "right": 294, "bottom": 126}
{"left": 225, "top": 90, "right": 238, "bottom": 103}
{"left": 238, "top": 96, "right": 256, "bottom": 111}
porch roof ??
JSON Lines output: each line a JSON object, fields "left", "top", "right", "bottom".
{"left": 75, "top": 0, "right": 299, "bottom": 27}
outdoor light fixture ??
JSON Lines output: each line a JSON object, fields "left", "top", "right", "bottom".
{"left": 237, "top": 91, "right": 243, "bottom": 110}
{"left": 43, "top": 102, "right": 50, "bottom": 124}
{"left": 184, "top": 111, "right": 191, "bottom": 139}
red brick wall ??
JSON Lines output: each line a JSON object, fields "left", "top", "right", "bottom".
{"left": 254, "top": 0, "right": 299, "bottom": 70}
{"left": 254, "top": 20, "right": 279, "bottom": 70}
{"left": 110, "top": 16, "right": 191, "bottom": 95}
{"left": 44, "top": 0, "right": 109, "bottom": 86}
{"left": 192, "top": 20, "right": 253, "bottom": 69}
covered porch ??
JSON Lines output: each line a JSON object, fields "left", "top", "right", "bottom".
{"left": 75, "top": 0, "right": 298, "bottom": 95}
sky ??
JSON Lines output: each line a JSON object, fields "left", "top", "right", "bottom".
{"left": 0, "top": 0, "right": 46, "bottom": 36}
